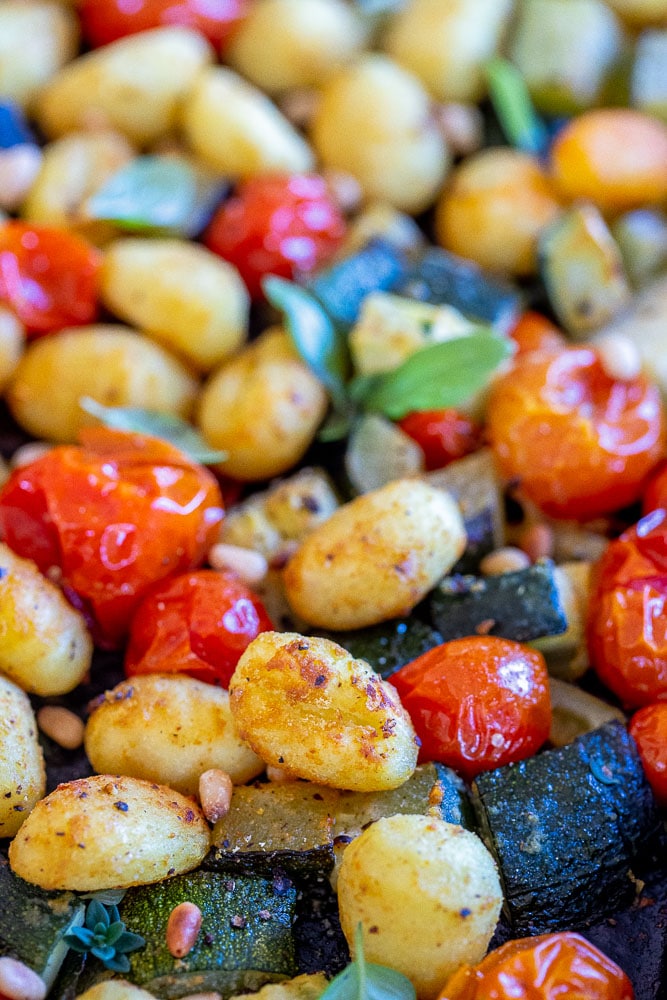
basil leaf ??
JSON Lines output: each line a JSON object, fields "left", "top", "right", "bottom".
{"left": 349, "top": 331, "right": 513, "bottom": 420}
{"left": 79, "top": 397, "right": 227, "bottom": 465}
{"left": 320, "top": 926, "right": 415, "bottom": 1000}
{"left": 84, "top": 156, "right": 224, "bottom": 236}
{"left": 485, "top": 57, "right": 549, "bottom": 157}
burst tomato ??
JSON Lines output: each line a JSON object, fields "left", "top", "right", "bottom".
{"left": 438, "top": 932, "right": 634, "bottom": 1000}
{"left": 487, "top": 345, "right": 665, "bottom": 521}
{"left": 397, "top": 408, "right": 483, "bottom": 471}
{"left": 508, "top": 310, "right": 566, "bottom": 357}
{"left": 628, "top": 702, "right": 667, "bottom": 807}
{"left": 642, "top": 460, "right": 667, "bottom": 514}
{"left": 0, "top": 428, "right": 224, "bottom": 648}
{"left": 0, "top": 222, "right": 101, "bottom": 336}
{"left": 78, "top": 0, "right": 250, "bottom": 51}
{"left": 390, "top": 636, "right": 551, "bottom": 781}
{"left": 203, "top": 173, "right": 346, "bottom": 300}
{"left": 125, "top": 569, "right": 273, "bottom": 687}
{"left": 587, "top": 508, "right": 667, "bottom": 708}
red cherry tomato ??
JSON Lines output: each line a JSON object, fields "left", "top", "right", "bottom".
{"left": 397, "top": 408, "right": 483, "bottom": 471}
{"left": 203, "top": 173, "right": 346, "bottom": 300}
{"left": 587, "top": 508, "right": 667, "bottom": 708}
{"left": 78, "top": 0, "right": 250, "bottom": 51}
{"left": 391, "top": 636, "right": 551, "bottom": 781}
{"left": 0, "top": 222, "right": 101, "bottom": 336}
{"left": 508, "top": 310, "right": 566, "bottom": 357}
{"left": 642, "top": 460, "right": 667, "bottom": 514}
{"left": 487, "top": 345, "right": 665, "bottom": 521}
{"left": 629, "top": 702, "right": 667, "bottom": 807}
{"left": 0, "top": 428, "right": 224, "bottom": 648}
{"left": 125, "top": 569, "right": 273, "bottom": 687}
{"left": 438, "top": 932, "right": 634, "bottom": 1000}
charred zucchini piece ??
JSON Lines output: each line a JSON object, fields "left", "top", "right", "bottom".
{"left": 313, "top": 616, "right": 443, "bottom": 680}
{"left": 395, "top": 246, "right": 522, "bottom": 333}
{"left": 428, "top": 559, "right": 567, "bottom": 644}
{"left": 472, "top": 720, "right": 660, "bottom": 937}
{"left": 0, "top": 856, "right": 85, "bottom": 990}
{"left": 116, "top": 871, "right": 298, "bottom": 999}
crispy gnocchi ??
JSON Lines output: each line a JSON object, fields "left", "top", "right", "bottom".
{"left": 0, "top": 675, "right": 46, "bottom": 839}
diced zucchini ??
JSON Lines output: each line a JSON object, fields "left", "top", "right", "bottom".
{"left": 472, "top": 720, "right": 660, "bottom": 936}
{"left": 115, "top": 871, "right": 298, "bottom": 999}
{"left": 611, "top": 208, "right": 667, "bottom": 289}
{"left": 0, "top": 857, "right": 85, "bottom": 990}
{"left": 539, "top": 203, "right": 631, "bottom": 336}
{"left": 314, "top": 616, "right": 443, "bottom": 680}
{"left": 344, "top": 413, "right": 425, "bottom": 495}
{"left": 548, "top": 677, "right": 625, "bottom": 748}
{"left": 429, "top": 559, "right": 567, "bottom": 644}
{"left": 530, "top": 561, "right": 592, "bottom": 680}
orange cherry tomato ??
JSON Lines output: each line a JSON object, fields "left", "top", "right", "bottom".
{"left": 438, "top": 931, "right": 634, "bottom": 1000}
{"left": 397, "top": 408, "right": 483, "bottom": 471}
{"left": 587, "top": 508, "right": 667, "bottom": 708}
{"left": 508, "top": 310, "right": 566, "bottom": 358}
{"left": 125, "top": 569, "right": 273, "bottom": 688}
{"left": 487, "top": 345, "right": 665, "bottom": 521}
{"left": 0, "top": 222, "right": 101, "bottom": 336}
{"left": 390, "top": 636, "right": 551, "bottom": 782}
{"left": 0, "top": 428, "right": 224, "bottom": 648}
{"left": 642, "top": 460, "right": 667, "bottom": 514}
{"left": 78, "top": 0, "right": 251, "bottom": 52}
{"left": 628, "top": 702, "right": 667, "bottom": 807}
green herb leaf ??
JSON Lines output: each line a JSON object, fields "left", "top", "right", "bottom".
{"left": 79, "top": 397, "right": 227, "bottom": 465}
{"left": 84, "top": 156, "right": 224, "bottom": 236}
{"left": 349, "top": 331, "right": 513, "bottom": 420}
{"left": 64, "top": 900, "right": 145, "bottom": 972}
{"left": 485, "top": 57, "right": 549, "bottom": 156}
{"left": 320, "top": 925, "right": 415, "bottom": 1000}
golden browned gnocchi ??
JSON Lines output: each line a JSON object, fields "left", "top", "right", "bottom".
{"left": 75, "top": 984, "right": 157, "bottom": 1000}
{"left": 100, "top": 237, "right": 250, "bottom": 372}
{"left": 9, "top": 774, "right": 210, "bottom": 891}
{"left": 0, "top": 306, "right": 25, "bottom": 394}
{"left": 282, "top": 478, "right": 467, "bottom": 629}
{"left": 0, "top": 542, "right": 92, "bottom": 696}
{"left": 197, "top": 327, "right": 329, "bottom": 481}
{"left": 7, "top": 325, "right": 199, "bottom": 442}
{"left": 0, "top": 675, "right": 46, "bottom": 839}
{"left": 84, "top": 674, "right": 265, "bottom": 795}
{"left": 229, "top": 631, "right": 419, "bottom": 791}
{"left": 337, "top": 814, "right": 503, "bottom": 999}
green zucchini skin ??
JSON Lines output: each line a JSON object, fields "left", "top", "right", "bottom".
{"left": 0, "top": 855, "right": 85, "bottom": 990}
{"left": 428, "top": 559, "right": 568, "bottom": 644}
{"left": 114, "top": 871, "right": 298, "bottom": 999}
{"left": 313, "top": 617, "right": 443, "bottom": 680}
{"left": 472, "top": 721, "right": 660, "bottom": 937}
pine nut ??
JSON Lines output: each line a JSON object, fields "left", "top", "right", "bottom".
{"left": 266, "top": 764, "right": 295, "bottom": 783}
{"left": 10, "top": 442, "right": 52, "bottom": 469}
{"left": 0, "top": 145, "right": 42, "bottom": 213}
{"left": 595, "top": 332, "right": 642, "bottom": 382}
{"left": 207, "top": 543, "right": 268, "bottom": 587}
{"left": 518, "top": 522, "right": 555, "bottom": 563}
{"left": 279, "top": 88, "right": 321, "bottom": 129}
{"left": 435, "top": 102, "right": 484, "bottom": 158}
{"left": 198, "top": 769, "right": 233, "bottom": 824}
{"left": 0, "top": 958, "right": 47, "bottom": 1000}
{"left": 37, "top": 706, "right": 85, "bottom": 750}
{"left": 166, "top": 902, "right": 203, "bottom": 959}
{"left": 480, "top": 546, "right": 531, "bottom": 576}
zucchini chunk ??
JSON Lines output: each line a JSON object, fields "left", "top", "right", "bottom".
{"left": 313, "top": 616, "right": 443, "bottom": 680}
{"left": 428, "top": 559, "right": 567, "bottom": 644}
{"left": 472, "top": 721, "right": 661, "bottom": 936}
{"left": 116, "top": 871, "right": 298, "bottom": 999}
{"left": 0, "top": 855, "right": 85, "bottom": 990}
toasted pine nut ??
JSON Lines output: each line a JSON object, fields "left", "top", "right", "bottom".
{"left": 208, "top": 543, "right": 268, "bottom": 587}
{"left": 37, "top": 705, "right": 85, "bottom": 750}
{"left": 595, "top": 332, "right": 642, "bottom": 382}
{"left": 0, "top": 145, "right": 43, "bottom": 213}
{"left": 180, "top": 994, "right": 223, "bottom": 1000}
{"left": 166, "top": 902, "right": 203, "bottom": 959}
{"left": 0, "top": 958, "right": 47, "bottom": 1000}
{"left": 266, "top": 764, "right": 296, "bottom": 783}
{"left": 518, "top": 522, "right": 555, "bottom": 563}
{"left": 10, "top": 441, "right": 53, "bottom": 469}
{"left": 198, "top": 768, "right": 233, "bottom": 824}
{"left": 435, "top": 102, "right": 484, "bottom": 158}
{"left": 480, "top": 546, "right": 531, "bottom": 576}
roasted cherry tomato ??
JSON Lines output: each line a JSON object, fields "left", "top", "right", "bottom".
{"left": 125, "top": 569, "right": 273, "bottom": 687}
{"left": 203, "top": 173, "right": 346, "bottom": 300}
{"left": 397, "top": 408, "right": 483, "bottom": 471}
{"left": 78, "top": 0, "right": 250, "bottom": 51}
{"left": 629, "top": 702, "right": 667, "bottom": 807}
{"left": 438, "top": 931, "right": 634, "bottom": 1000}
{"left": 390, "top": 636, "right": 551, "bottom": 781}
{"left": 487, "top": 345, "right": 665, "bottom": 521}
{"left": 508, "top": 310, "right": 566, "bottom": 358}
{"left": 587, "top": 508, "right": 667, "bottom": 708}
{"left": 0, "top": 222, "right": 101, "bottom": 336}
{"left": 642, "top": 460, "right": 667, "bottom": 514}
{"left": 0, "top": 428, "right": 224, "bottom": 648}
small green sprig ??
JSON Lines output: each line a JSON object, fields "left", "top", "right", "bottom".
{"left": 320, "top": 925, "right": 416, "bottom": 1000}
{"left": 64, "top": 899, "right": 145, "bottom": 973}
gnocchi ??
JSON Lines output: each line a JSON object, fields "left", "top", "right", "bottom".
{"left": 0, "top": 675, "right": 46, "bottom": 839}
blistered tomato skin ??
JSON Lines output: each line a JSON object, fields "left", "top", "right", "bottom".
{"left": 629, "top": 703, "right": 667, "bottom": 807}
{"left": 487, "top": 345, "right": 665, "bottom": 521}
{"left": 397, "top": 409, "right": 483, "bottom": 471}
{"left": 587, "top": 509, "right": 667, "bottom": 708}
{"left": 125, "top": 569, "right": 273, "bottom": 687}
{"left": 0, "top": 429, "right": 224, "bottom": 649}
{"left": 438, "top": 931, "right": 634, "bottom": 1000}
{"left": 391, "top": 636, "right": 551, "bottom": 781}
{"left": 0, "top": 222, "right": 101, "bottom": 337}
{"left": 79, "top": 0, "right": 250, "bottom": 51}
{"left": 203, "top": 173, "right": 346, "bottom": 300}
